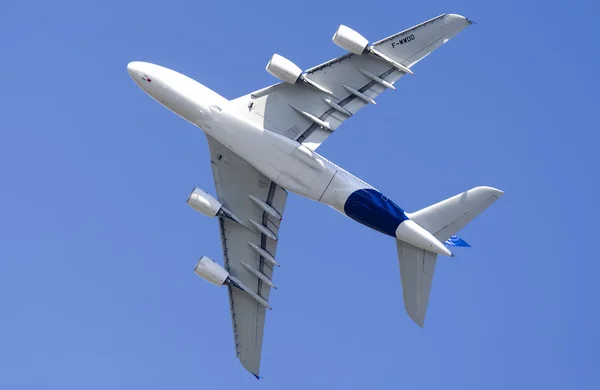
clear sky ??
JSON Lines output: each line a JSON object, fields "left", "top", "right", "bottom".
{"left": 1, "top": 0, "right": 598, "bottom": 389}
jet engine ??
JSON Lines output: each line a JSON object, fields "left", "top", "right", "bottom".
{"left": 194, "top": 256, "right": 229, "bottom": 286}
{"left": 186, "top": 187, "right": 222, "bottom": 218}
{"left": 332, "top": 25, "right": 369, "bottom": 55}
{"left": 331, "top": 25, "right": 413, "bottom": 75}
{"left": 186, "top": 187, "right": 246, "bottom": 225}
{"left": 193, "top": 256, "right": 272, "bottom": 309}
{"left": 266, "top": 54, "right": 302, "bottom": 84}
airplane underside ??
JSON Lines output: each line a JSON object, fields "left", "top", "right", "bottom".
{"left": 127, "top": 13, "right": 503, "bottom": 378}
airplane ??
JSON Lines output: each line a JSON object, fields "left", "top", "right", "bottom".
{"left": 127, "top": 13, "right": 503, "bottom": 378}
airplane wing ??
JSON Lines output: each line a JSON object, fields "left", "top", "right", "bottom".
{"left": 205, "top": 135, "right": 287, "bottom": 378}
{"left": 227, "top": 14, "right": 472, "bottom": 150}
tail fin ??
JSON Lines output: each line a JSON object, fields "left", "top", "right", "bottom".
{"left": 397, "top": 186, "right": 503, "bottom": 326}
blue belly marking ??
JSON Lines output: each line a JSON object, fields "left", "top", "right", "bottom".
{"left": 343, "top": 188, "right": 408, "bottom": 237}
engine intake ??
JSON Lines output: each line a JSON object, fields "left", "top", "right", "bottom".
{"left": 332, "top": 25, "right": 369, "bottom": 55}
{"left": 187, "top": 187, "right": 222, "bottom": 218}
{"left": 193, "top": 256, "right": 272, "bottom": 309}
{"left": 194, "top": 256, "right": 229, "bottom": 286}
{"left": 332, "top": 25, "right": 413, "bottom": 75}
{"left": 266, "top": 54, "right": 302, "bottom": 84}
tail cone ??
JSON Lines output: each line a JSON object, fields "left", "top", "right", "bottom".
{"left": 395, "top": 220, "right": 453, "bottom": 257}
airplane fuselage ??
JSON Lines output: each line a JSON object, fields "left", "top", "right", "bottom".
{"left": 127, "top": 61, "right": 452, "bottom": 256}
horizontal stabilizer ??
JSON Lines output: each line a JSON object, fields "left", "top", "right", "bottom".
{"left": 408, "top": 186, "right": 504, "bottom": 242}
{"left": 396, "top": 240, "right": 437, "bottom": 327}
{"left": 398, "top": 186, "right": 503, "bottom": 327}
{"left": 445, "top": 235, "right": 471, "bottom": 248}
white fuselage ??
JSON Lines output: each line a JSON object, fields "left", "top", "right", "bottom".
{"left": 126, "top": 61, "right": 453, "bottom": 257}
{"left": 127, "top": 62, "right": 366, "bottom": 213}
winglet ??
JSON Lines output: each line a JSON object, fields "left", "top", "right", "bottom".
{"left": 253, "top": 374, "right": 261, "bottom": 380}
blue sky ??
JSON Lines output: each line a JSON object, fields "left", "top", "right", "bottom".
{"left": 1, "top": 0, "right": 598, "bottom": 388}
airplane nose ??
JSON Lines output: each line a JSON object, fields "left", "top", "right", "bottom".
{"left": 127, "top": 61, "right": 141, "bottom": 77}
{"left": 127, "top": 61, "right": 154, "bottom": 86}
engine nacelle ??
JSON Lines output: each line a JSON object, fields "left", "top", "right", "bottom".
{"left": 332, "top": 25, "right": 369, "bottom": 55}
{"left": 266, "top": 54, "right": 302, "bottom": 84}
{"left": 186, "top": 188, "right": 221, "bottom": 218}
{"left": 194, "top": 256, "right": 229, "bottom": 286}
